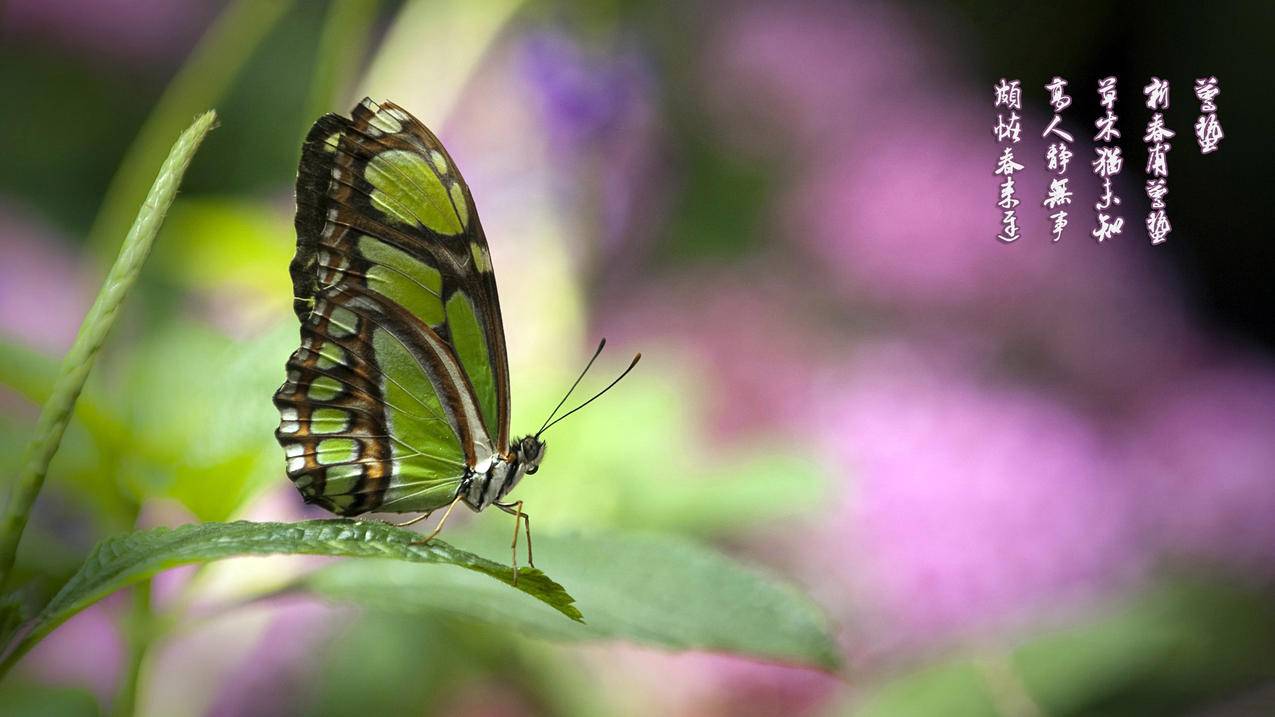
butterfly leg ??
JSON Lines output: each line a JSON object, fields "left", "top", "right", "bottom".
{"left": 411, "top": 493, "right": 464, "bottom": 544}
{"left": 496, "top": 500, "right": 534, "bottom": 584}
{"left": 394, "top": 509, "right": 435, "bottom": 528}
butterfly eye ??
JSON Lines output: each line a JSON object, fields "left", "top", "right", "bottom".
{"left": 525, "top": 466, "right": 538, "bottom": 475}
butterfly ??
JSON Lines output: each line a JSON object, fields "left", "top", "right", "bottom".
{"left": 273, "top": 98, "right": 637, "bottom": 579}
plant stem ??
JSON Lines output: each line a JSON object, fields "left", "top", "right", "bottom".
{"left": 112, "top": 579, "right": 153, "bottom": 717}
{"left": 0, "top": 111, "right": 218, "bottom": 589}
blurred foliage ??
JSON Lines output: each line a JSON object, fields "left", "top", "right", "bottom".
{"left": 851, "top": 574, "right": 1275, "bottom": 717}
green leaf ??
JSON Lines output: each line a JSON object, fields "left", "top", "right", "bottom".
{"left": 0, "top": 519, "right": 580, "bottom": 677}
{"left": 301, "top": 529, "right": 841, "bottom": 669}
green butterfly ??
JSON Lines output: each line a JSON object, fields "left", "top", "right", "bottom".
{"left": 274, "top": 99, "right": 636, "bottom": 576}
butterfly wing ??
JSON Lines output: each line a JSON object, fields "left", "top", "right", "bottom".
{"left": 274, "top": 98, "right": 511, "bottom": 515}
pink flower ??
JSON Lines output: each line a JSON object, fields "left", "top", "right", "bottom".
{"left": 1124, "top": 359, "right": 1275, "bottom": 573}
{"left": 806, "top": 346, "right": 1141, "bottom": 649}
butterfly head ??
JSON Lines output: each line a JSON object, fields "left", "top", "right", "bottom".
{"left": 513, "top": 435, "right": 547, "bottom": 476}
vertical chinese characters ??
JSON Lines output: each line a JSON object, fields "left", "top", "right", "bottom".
{"left": 1092, "top": 76, "right": 1124, "bottom": 242}
{"left": 1042, "top": 77, "right": 1074, "bottom": 242}
{"left": 1194, "top": 76, "right": 1223, "bottom": 154}
{"left": 993, "top": 78, "right": 1023, "bottom": 242}
{"left": 1143, "top": 77, "right": 1174, "bottom": 245}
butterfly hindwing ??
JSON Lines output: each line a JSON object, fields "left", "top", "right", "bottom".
{"left": 274, "top": 98, "right": 512, "bottom": 515}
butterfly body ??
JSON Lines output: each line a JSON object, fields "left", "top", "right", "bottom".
{"left": 274, "top": 98, "right": 531, "bottom": 519}
{"left": 464, "top": 436, "right": 546, "bottom": 511}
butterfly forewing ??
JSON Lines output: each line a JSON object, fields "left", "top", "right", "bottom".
{"left": 274, "top": 98, "right": 512, "bottom": 515}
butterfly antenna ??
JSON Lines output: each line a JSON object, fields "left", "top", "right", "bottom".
{"left": 537, "top": 339, "right": 607, "bottom": 437}
{"left": 537, "top": 352, "right": 642, "bottom": 437}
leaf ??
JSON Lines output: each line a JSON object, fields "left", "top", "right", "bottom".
{"left": 301, "top": 529, "right": 842, "bottom": 669}
{"left": 0, "top": 519, "right": 580, "bottom": 676}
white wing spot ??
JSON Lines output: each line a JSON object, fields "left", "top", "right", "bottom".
{"left": 429, "top": 150, "right": 448, "bottom": 174}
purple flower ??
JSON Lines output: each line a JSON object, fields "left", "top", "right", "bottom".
{"left": 516, "top": 28, "right": 662, "bottom": 261}
{"left": 519, "top": 29, "right": 653, "bottom": 151}
{"left": 1123, "top": 359, "right": 1275, "bottom": 573}
{"left": 804, "top": 346, "right": 1141, "bottom": 649}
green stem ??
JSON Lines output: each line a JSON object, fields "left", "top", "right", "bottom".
{"left": 85, "top": 0, "right": 292, "bottom": 260}
{"left": 0, "top": 112, "right": 218, "bottom": 589}
{"left": 111, "top": 579, "right": 153, "bottom": 717}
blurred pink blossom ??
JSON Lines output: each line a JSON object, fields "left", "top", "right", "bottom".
{"left": 18, "top": 598, "right": 124, "bottom": 706}
{"left": 806, "top": 345, "right": 1142, "bottom": 649}
{"left": 789, "top": 99, "right": 1112, "bottom": 307}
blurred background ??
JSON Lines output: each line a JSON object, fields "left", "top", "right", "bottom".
{"left": 2, "top": 1, "right": 1274, "bottom": 715}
